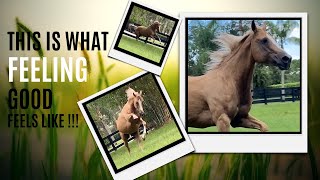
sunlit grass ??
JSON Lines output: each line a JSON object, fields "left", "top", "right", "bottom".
{"left": 188, "top": 101, "right": 300, "bottom": 132}
{"left": 110, "top": 120, "right": 182, "bottom": 169}
{"left": 118, "top": 35, "right": 164, "bottom": 63}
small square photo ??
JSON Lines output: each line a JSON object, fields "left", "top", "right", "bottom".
{"left": 78, "top": 72, "right": 193, "bottom": 179}
{"left": 109, "top": 0, "right": 180, "bottom": 75}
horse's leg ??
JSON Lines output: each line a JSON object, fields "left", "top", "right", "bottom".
{"left": 152, "top": 36, "right": 156, "bottom": 44}
{"left": 156, "top": 34, "right": 161, "bottom": 43}
{"left": 216, "top": 113, "right": 231, "bottom": 132}
{"left": 123, "top": 113, "right": 138, "bottom": 121}
{"left": 133, "top": 131, "right": 143, "bottom": 151}
{"left": 234, "top": 114, "right": 269, "bottom": 132}
{"left": 145, "top": 37, "right": 148, "bottom": 43}
{"left": 135, "top": 31, "right": 139, "bottom": 40}
{"left": 140, "top": 118, "right": 147, "bottom": 140}
{"left": 120, "top": 132, "right": 130, "bottom": 154}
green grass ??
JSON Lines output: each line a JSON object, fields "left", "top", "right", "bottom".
{"left": 118, "top": 35, "right": 164, "bottom": 63}
{"left": 110, "top": 120, "right": 182, "bottom": 169}
{"left": 188, "top": 101, "right": 300, "bottom": 132}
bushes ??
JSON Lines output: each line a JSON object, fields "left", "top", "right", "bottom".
{"left": 269, "top": 82, "right": 300, "bottom": 88}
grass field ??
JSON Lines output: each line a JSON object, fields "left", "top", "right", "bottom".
{"left": 188, "top": 101, "right": 300, "bottom": 133}
{"left": 110, "top": 120, "right": 182, "bottom": 169}
{"left": 117, "top": 35, "right": 164, "bottom": 63}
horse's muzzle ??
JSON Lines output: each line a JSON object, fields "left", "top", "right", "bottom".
{"left": 274, "top": 53, "right": 292, "bottom": 70}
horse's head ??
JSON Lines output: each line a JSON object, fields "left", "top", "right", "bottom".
{"left": 152, "top": 21, "right": 161, "bottom": 32}
{"left": 132, "top": 90, "right": 144, "bottom": 117}
{"left": 250, "top": 21, "right": 292, "bottom": 70}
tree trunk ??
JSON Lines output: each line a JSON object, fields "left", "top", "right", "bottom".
{"left": 280, "top": 38, "right": 285, "bottom": 101}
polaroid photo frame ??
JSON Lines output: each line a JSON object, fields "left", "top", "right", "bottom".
{"left": 78, "top": 71, "right": 194, "bottom": 179}
{"left": 179, "top": 13, "right": 308, "bottom": 153}
{"left": 108, "top": 0, "right": 181, "bottom": 75}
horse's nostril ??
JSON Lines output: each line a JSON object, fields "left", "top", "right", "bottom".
{"left": 282, "top": 55, "right": 292, "bottom": 62}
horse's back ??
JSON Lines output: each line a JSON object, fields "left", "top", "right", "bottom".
{"left": 135, "top": 26, "right": 152, "bottom": 37}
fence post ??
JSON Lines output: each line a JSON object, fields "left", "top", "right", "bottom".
{"left": 281, "top": 88, "right": 285, "bottom": 102}
{"left": 292, "top": 88, "right": 295, "bottom": 102}
{"left": 107, "top": 135, "right": 117, "bottom": 152}
{"left": 264, "top": 88, "right": 267, "bottom": 105}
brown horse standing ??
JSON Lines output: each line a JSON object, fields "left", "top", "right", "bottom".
{"left": 188, "top": 21, "right": 292, "bottom": 132}
{"left": 116, "top": 88, "right": 147, "bottom": 153}
{"left": 135, "top": 21, "right": 161, "bottom": 44}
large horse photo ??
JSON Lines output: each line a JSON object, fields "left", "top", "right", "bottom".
{"left": 187, "top": 20, "right": 301, "bottom": 133}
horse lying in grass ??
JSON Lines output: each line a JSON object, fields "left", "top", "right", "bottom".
{"left": 116, "top": 88, "right": 147, "bottom": 153}
{"left": 188, "top": 21, "right": 292, "bottom": 132}
{"left": 135, "top": 21, "right": 162, "bottom": 44}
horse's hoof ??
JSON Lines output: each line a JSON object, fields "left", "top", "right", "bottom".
{"left": 260, "top": 126, "right": 269, "bottom": 132}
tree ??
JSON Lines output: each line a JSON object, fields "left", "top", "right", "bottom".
{"left": 267, "top": 20, "right": 300, "bottom": 88}
{"left": 129, "top": 6, "right": 175, "bottom": 34}
{"left": 188, "top": 20, "right": 219, "bottom": 76}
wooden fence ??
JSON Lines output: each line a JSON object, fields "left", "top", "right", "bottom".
{"left": 122, "top": 30, "right": 169, "bottom": 49}
{"left": 252, "top": 87, "right": 301, "bottom": 104}
{"left": 103, "top": 125, "right": 149, "bottom": 153}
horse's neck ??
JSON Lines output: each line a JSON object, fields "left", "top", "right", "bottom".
{"left": 124, "top": 99, "right": 135, "bottom": 114}
{"left": 148, "top": 25, "right": 156, "bottom": 31}
{"left": 212, "top": 38, "right": 255, "bottom": 99}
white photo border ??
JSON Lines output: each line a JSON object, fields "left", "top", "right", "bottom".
{"left": 108, "top": 0, "right": 181, "bottom": 75}
{"left": 78, "top": 71, "right": 194, "bottom": 179}
{"left": 179, "top": 13, "right": 308, "bottom": 153}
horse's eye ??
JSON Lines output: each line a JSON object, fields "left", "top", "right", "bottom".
{"left": 261, "top": 38, "right": 268, "bottom": 44}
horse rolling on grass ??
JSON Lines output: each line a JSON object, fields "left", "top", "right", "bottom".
{"left": 116, "top": 88, "right": 147, "bottom": 153}
{"left": 135, "top": 21, "right": 162, "bottom": 44}
{"left": 188, "top": 21, "right": 292, "bottom": 132}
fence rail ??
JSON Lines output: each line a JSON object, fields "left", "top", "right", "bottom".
{"left": 252, "top": 87, "right": 300, "bottom": 104}
{"left": 122, "top": 30, "right": 169, "bottom": 49}
{"left": 103, "top": 125, "right": 149, "bottom": 153}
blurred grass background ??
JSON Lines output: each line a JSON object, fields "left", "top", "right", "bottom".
{"left": 0, "top": 0, "right": 320, "bottom": 179}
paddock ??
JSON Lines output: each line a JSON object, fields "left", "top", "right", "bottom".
{"left": 117, "top": 34, "right": 164, "bottom": 63}
{"left": 188, "top": 101, "right": 300, "bottom": 132}
{"left": 109, "top": 121, "right": 182, "bottom": 169}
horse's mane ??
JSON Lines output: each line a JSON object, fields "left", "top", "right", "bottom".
{"left": 205, "top": 31, "right": 253, "bottom": 72}
{"left": 125, "top": 87, "right": 136, "bottom": 100}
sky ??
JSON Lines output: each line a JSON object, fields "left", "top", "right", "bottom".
{"left": 285, "top": 27, "right": 300, "bottom": 60}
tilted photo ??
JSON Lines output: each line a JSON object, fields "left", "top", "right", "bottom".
{"left": 78, "top": 72, "right": 194, "bottom": 179}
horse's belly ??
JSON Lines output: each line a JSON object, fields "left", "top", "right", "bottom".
{"left": 188, "top": 78, "right": 215, "bottom": 128}
{"left": 116, "top": 118, "right": 139, "bottom": 134}
{"left": 188, "top": 110, "right": 215, "bottom": 128}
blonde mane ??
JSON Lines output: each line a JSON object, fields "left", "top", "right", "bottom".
{"left": 205, "top": 31, "right": 253, "bottom": 72}
{"left": 125, "top": 87, "right": 136, "bottom": 100}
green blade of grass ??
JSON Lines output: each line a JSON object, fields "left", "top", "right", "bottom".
{"left": 16, "top": 17, "right": 44, "bottom": 58}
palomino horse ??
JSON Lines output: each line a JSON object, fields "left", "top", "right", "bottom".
{"left": 116, "top": 88, "right": 147, "bottom": 153}
{"left": 135, "top": 21, "right": 162, "bottom": 44}
{"left": 188, "top": 21, "right": 292, "bottom": 132}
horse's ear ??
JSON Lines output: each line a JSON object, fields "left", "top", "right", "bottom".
{"left": 139, "top": 90, "right": 142, "bottom": 95}
{"left": 262, "top": 21, "right": 267, "bottom": 31}
{"left": 251, "top": 20, "right": 257, "bottom": 33}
